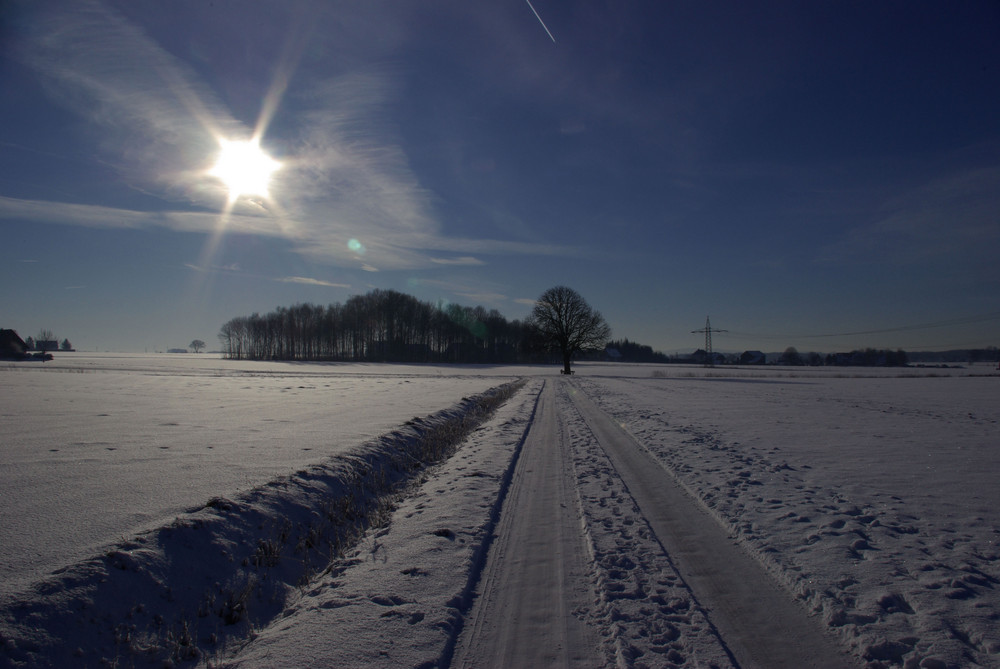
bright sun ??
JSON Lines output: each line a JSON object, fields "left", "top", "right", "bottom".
{"left": 209, "top": 138, "right": 282, "bottom": 203}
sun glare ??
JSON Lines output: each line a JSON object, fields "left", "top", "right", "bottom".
{"left": 209, "top": 138, "right": 282, "bottom": 203}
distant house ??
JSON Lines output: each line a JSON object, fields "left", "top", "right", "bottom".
{"left": 739, "top": 350, "right": 766, "bottom": 365}
{"left": 36, "top": 339, "right": 59, "bottom": 352}
{"left": 604, "top": 347, "right": 623, "bottom": 362}
{"left": 1, "top": 329, "right": 29, "bottom": 359}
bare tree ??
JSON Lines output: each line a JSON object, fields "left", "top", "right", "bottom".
{"left": 36, "top": 329, "right": 56, "bottom": 352}
{"left": 217, "top": 289, "right": 592, "bottom": 364}
{"left": 530, "top": 285, "right": 611, "bottom": 374}
{"left": 189, "top": 339, "right": 206, "bottom": 353}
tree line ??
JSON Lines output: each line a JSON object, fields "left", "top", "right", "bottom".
{"left": 773, "top": 346, "right": 909, "bottom": 367}
{"left": 218, "top": 289, "right": 553, "bottom": 363}
{"left": 606, "top": 338, "right": 674, "bottom": 364}
{"left": 24, "top": 330, "right": 73, "bottom": 352}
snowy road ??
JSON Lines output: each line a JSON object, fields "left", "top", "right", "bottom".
{"left": 452, "top": 381, "right": 603, "bottom": 667}
{"left": 453, "top": 378, "right": 851, "bottom": 667}
{"left": 567, "top": 381, "right": 850, "bottom": 667}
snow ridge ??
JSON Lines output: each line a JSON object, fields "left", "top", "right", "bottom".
{"left": 227, "top": 379, "right": 545, "bottom": 668}
{"left": 0, "top": 380, "right": 524, "bottom": 669}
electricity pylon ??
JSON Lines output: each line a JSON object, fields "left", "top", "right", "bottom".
{"left": 691, "top": 316, "right": 727, "bottom": 367}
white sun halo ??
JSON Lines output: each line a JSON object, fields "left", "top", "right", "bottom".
{"left": 209, "top": 138, "right": 282, "bottom": 203}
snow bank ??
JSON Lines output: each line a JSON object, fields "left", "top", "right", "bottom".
{"left": 229, "top": 380, "right": 544, "bottom": 668}
{"left": 0, "top": 380, "right": 524, "bottom": 668}
{"left": 0, "top": 362, "right": 511, "bottom": 597}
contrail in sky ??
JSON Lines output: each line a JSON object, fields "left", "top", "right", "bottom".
{"left": 524, "top": 0, "right": 556, "bottom": 43}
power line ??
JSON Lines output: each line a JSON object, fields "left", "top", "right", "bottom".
{"left": 725, "top": 310, "right": 1000, "bottom": 342}
{"left": 691, "top": 316, "right": 727, "bottom": 367}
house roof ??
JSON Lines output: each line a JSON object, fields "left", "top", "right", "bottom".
{"left": 1, "top": 329, "right": 28, "bottom": 354}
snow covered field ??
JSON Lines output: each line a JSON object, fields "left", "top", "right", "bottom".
{"left": 0, "top": 354, "right": 518, "bottom": 598}
{"left": 578, "top": 372, "right": 1000, "bottom": 666}
{"left": 0, "top": 355, "right": 997, "bottom": 667}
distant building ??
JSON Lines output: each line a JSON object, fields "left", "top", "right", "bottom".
{"left": 605, "top": 347, "right": 623, "bottom": 362}
{"left": 36, "top": 339, "right": 59, "bottom": 352}
{"left": 167, "top": 348, "right": 188, "bottom": 354}
{"left": 739, "top": 350, "right": 766, "bottom": 365}
{"left": 0, "top": 329, "right": 29, "bottom": 359}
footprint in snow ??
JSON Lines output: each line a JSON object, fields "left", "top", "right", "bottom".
{"left": 371, "top": 595, "right": 409, "bottom": 606}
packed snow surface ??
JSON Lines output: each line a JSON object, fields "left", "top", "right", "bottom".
{"left": 0, "top": 355, "right": 997, "bottom": 668}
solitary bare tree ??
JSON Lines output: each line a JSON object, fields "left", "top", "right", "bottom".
{"left": 189, "top": 339, "right": 206, "bottom": 353}
{"left": 36, "top": 329, "right": 56, "bottom": 352}
{"left": 530, "top": 286, "right": 611, "bottom": 374}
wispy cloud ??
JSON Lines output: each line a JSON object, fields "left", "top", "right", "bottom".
{"left": 278, "top": 276, "right": 350, "bottom": 288}
{"left": 0, "top": 192, "right": 577, "bottom": 272}
{"left": 184, "top": 262, "right": 349, "bottom": 290}
{"left": 14, "top": 2, "right": 237, "bottom": 204}
{"left": 0, "top": 197, "right": 291, "bottom": 238}
{"left": 407, "top": 277, "right": 538, "bottom": 311}
{"left": 9, "top": 1, "right": 574, "bottom": 273}
{"left": 454, "top": 291, "right": 510, "bottom": 304}
{"left": 430, "top": 256, "right": 486, "bottom": 266}
{"left": 184, "top": 262, "right": 242, "bottom": 274}
{"left": 820, "top": 164, "right": 1000, "bottom": 267}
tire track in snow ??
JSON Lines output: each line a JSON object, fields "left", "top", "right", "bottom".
{"left": 451, "top": 380, "right": 604, "bottom": 668}
{"left": 560, "top": 383, "right": 736, "bottom": 667}
{"left": 566, "top": 380, "right": 854, "bottom": 668}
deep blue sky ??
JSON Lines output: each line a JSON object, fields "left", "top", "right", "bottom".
{"left": 2, "top": 1, "right": 998, "bottom": 353}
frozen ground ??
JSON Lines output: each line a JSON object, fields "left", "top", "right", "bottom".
{"left": 0, "top": 355, "right": 997, "bottom": 668}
